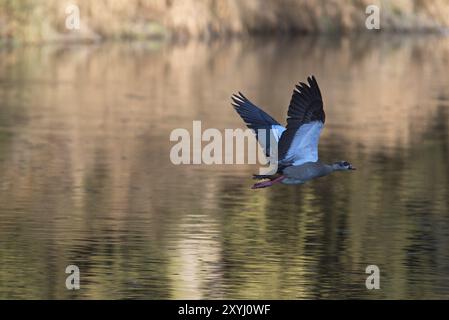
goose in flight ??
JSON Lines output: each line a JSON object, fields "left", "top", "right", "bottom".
{"left": 231, "top": 75, "right": 355, "bottom": 189}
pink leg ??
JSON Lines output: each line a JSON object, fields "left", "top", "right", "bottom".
{"left": 251, "top": 175, "right": 285, "bottom": 189}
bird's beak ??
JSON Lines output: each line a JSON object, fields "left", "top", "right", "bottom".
{"left": 350, "top": 166, "right": 356, "bottom": 170}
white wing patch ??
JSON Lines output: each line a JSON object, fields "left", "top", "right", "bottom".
{"left": 282, "top": 121, "right": 323, "bottom": 166}
{"left": 271, "top": 125, "right": 286, "bottom": 142}
{"left": 256, "top": 125, "right": 286, "bottom": 157}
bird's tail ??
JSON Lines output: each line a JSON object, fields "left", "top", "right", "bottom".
{"left": 252, "top": 174, "right": 279, "bottom": 180}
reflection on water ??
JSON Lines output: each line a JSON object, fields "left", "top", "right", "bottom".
{"left": 1, "top": 35, "right": 449, "bottom": 299}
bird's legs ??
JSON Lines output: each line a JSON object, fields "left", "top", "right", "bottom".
{"left": 251, "top": 175, "right": 285, "bottom": 189}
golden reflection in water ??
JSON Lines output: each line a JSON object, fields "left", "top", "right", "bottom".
{"left": 0, "top": 35, "right": 449, "bottom": 299}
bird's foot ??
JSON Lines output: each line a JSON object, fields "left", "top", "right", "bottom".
{"left": 251, "top": 180, "right": 273, "bottom": 189}
{"left": 251, "top": 175, "right": 285, "bottom": 189}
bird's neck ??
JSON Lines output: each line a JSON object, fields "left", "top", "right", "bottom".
{"left": 326, "top": 163, "right": 339, "bottom": 173}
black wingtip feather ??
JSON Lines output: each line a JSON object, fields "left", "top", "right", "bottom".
{"left": 230, "top": 91, "right": 281, "bottom": 128}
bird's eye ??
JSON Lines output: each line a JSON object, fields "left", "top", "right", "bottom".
{"left": 343, "top": 161, "right": 349, "bottom": 166}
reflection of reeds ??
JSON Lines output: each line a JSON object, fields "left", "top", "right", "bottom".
{"left": 0, "top": 35, "right": 449, "bottom": 298}
{"left": 2, "top": 0, "right": 449, "bottom": 43}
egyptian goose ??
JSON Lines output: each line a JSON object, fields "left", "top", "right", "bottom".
{"left": 231, "top": 75, "right": 355, "bottom": 189}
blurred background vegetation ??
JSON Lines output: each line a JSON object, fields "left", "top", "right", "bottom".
{"left": 1, "top": 0, "right": 449, "bottom": 44}
{"left": 2, "top": 0, "right": 449, "bottom": 299}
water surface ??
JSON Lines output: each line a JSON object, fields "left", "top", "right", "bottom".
{"left": 1, "top": 35, "right": 449, "bottom": 299}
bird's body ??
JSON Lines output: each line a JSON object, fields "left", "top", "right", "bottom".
{"left": 282, "top": 162, "right": 333, "bottom": 184}
{"left": 231, "top": 75, "right": 355, "bottom": 189}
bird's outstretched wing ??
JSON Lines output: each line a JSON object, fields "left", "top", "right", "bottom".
{"left": 278, "top": 75, "right": 325, "bottom": 166}
{"left": 231, "top": 92, "right": 285, "bottom": 157}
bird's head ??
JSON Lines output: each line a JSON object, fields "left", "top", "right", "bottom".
{"left": 332, "top": 161, "right": 356, "bottom": 171}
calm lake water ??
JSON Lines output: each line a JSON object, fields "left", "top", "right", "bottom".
{"left": 1, "top": 35, "right": 449, "bottom": 299}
